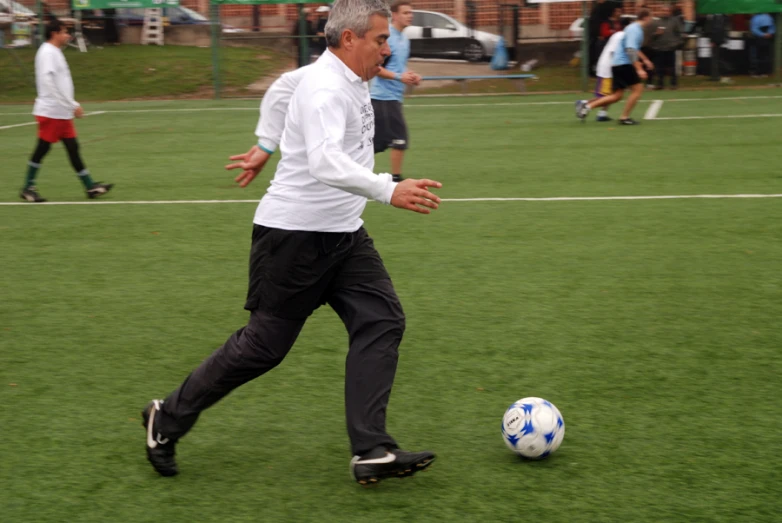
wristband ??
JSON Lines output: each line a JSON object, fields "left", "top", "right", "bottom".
{"left": 257, "top": 142, "right": 275, "bottom": 155}
{"left": 395, "top": 73, "right": 402, "bottom": 82}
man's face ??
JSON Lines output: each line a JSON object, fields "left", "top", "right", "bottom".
{"left": 350, "top": 14, "right": 391, "bottom": 81}
{"left": 53, "top": 27, "right": 71, "bottom": 47}
{"left": 393, "top": 5, "right": 414, "bottom": 29}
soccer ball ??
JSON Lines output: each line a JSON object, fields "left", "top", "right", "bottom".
{"left": 501, "top": 397, "right": 565, "bottom": 459}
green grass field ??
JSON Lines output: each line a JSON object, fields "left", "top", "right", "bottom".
{"left": 0, "top": 45, "right": 289, "bottom": 103}
{"left": 2, "top": 44, "right": 780, "bottom": 103}
{"left": 2, "top": 89, "right": 782, "bottom": 522}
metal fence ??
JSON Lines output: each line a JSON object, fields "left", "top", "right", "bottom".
{"left": 4, "top": 1, "right": 780, "bottom": 99}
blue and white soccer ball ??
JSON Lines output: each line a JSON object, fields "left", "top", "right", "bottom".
{"left": 502, "top": 397, "right": 565, "bottom": 459}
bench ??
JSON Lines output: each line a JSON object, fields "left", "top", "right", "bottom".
{"left": 408, "top": 74, "right": 538, "bottom": 95}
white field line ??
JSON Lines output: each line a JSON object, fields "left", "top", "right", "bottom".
{"left": 653, "top": 113, "right": 782, "bottom": 121}
{"left": 2, "top": 194, "right": 782, "bottom": 207}
{"left": 0, "top": 110, "right": 106, "bottom": 130}
{"left": 644, "top": 100, "right": 664, "bottom": 120}
{"left": 2, "top": 94, "right": 782, "bottom": 117}
{"left": 0, "top": 121, "right": 37, "bottom": 130}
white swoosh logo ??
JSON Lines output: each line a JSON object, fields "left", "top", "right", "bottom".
{"left": 354, "top": 452, "right": 397, "bottom": 465}
{"left": 146, "top": 400, "right": 168, "bottom": 448}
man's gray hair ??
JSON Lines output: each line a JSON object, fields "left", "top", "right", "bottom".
{"left": 324, "top": 0, "right": 392, "bottom": 49}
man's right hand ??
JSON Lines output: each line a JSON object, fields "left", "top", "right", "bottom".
{"left": 638, "top": 68, "right": 648, "bottom": 81}
{"left": 225, "top": 145, "right": 272, "bottom": 188}
{"left": 74, "top": 106, "right": 84, "bottom": 119}
{"left": 390, "top": 178, "right": 442, "bottom": 214}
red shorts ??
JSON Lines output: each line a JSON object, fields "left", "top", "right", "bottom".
{"left": 36, "top": 116, "right": 77, "bottom": 143}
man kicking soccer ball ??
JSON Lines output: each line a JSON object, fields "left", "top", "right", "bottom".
{"left": 142, "top": 0, "right": 439, "bottom": 486}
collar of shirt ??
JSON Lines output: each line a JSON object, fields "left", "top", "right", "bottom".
{"left": 321, "top": 48, "right": 363, "bottom": 85}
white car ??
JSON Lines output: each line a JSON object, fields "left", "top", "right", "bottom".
{"left": 404, "top": 10, "right": 502, "bottom": 62}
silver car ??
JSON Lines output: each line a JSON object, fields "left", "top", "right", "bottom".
{"left": 404, "top": 10, "right": 502, "bottom": 62}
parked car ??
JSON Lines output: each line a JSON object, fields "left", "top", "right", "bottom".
{"left": 115, "top": 6, "right": 204, "bottom": 26}
{"left": 115, "top": 6, "right": 244, "bottom": 33}
{"left": 404, "top": 10, "right": 501, "bottom": 62}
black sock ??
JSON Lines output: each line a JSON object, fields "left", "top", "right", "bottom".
{"left": 24, "top": 139, "right": 51, "bottom": 188}
{"left": 63, "top": 138, "right": 94, "bottom": 189}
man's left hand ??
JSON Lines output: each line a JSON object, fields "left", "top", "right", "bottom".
{"left": 226, "top": 145, "right": 272, "bottom": 188}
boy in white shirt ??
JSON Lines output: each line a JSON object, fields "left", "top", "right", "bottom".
{"left": 20, "top": 20, "right": 112, "bottom": 203}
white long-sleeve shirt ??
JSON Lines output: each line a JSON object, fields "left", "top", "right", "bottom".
{"left": 253, "top": 50, "right": 395, "bottom": 233}
{"left": 33, "top": 42, "right": 79, "bottom": 120}
{"left": 254, "top": 65, "right": 311, "bottom": 154}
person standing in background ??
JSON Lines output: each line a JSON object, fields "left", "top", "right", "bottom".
{"left": 749, "top": 13, "right": 775, "bottom": 77}
{"left": 651, "top": 3, "right": 684, "bottom": 90}
{"left": 370, "top": 0, "right": 420, "bottom": 182}
{"left": 314, "top": 5, "right": 330, "bottom": 56}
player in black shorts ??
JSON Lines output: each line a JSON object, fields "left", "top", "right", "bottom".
{"left": 369, "top": 1, "right": 420, "bottom": 181}
{"left": 576, "top": 9, "right": 654, "bottom": 125}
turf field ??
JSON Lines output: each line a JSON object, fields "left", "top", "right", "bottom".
{"left": 1, "top": 90, "right": 781, "bottom": 522}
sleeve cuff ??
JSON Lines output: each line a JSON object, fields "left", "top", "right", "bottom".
{"left": 257, "top": 139, "right": 276, "bottom": 155}
{"left": 379, "top": 173, "right": 396, "bottom": 205}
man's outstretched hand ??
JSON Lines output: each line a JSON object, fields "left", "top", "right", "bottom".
{"left": 390, "top": 178, "right": 442, "bottom": 214}
{"left": 225, "top": 145, "right": 272, "bottom": 188}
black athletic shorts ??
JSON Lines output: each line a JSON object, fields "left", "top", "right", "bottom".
{"left": 371, "top": 99, "right": 409, "bottom": 153}
{"left": 612, "top": 64, "right": 641, "bottom": 91}
{"left": 244, "top": 225, "right": 390, "bottom": 320}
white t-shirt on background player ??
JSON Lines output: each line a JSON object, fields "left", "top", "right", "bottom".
{"left": 596, "top": 31, "right": 625, "bottom": 79}
{"left": 33, "top": 42, "right": 80, "bottom": 120}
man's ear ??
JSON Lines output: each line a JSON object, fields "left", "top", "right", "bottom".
{"left": 341, "top": 29, "right": 355, "bottom": 50}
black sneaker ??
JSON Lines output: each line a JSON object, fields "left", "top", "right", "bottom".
{"left": 20, "top": 186, "right": 46, "bottom": 203}
{"left": 86, "top": 182, "right": 114, "bottom": 199}
{"left": 142, "top": 399, "right": 178, "bottom": 477}
{"left": 350, "top": 447, "right": 435, "bottom": 485}
{"left": 619, "top": 118, "right": 640, "bottom": 125}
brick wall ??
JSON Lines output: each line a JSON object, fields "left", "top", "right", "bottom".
{"left": 210, "top": 0, "right": 688, "bottom": 34}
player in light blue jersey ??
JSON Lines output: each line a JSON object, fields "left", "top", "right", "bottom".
{"left": 369, "top": 0, "right": 420, "bottom": 181}
{"left": 576, "top": 9, "right": 654, "bottom": 126}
